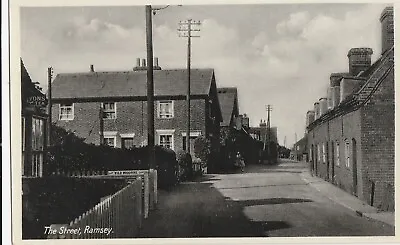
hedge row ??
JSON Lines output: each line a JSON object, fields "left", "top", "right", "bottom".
{"left": 47, "top": 125, "right": 179, "bottom": 187}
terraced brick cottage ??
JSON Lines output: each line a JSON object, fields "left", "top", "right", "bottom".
{"left": 50, "top": 60, "right": 222, "bottom": 157}
{"left": 306, "top": 7, "right": 394, "bottom": 211}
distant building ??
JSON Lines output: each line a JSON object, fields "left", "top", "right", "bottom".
{"left": 306, "top": 7, "right": 394, "bottom": 211}
{"left": 21, "top": 59, "right": 48, "bottom": 177}
{"left": 292, "top": 136, "right": 308, "bottom": 161}
{"left": 249, "top": 120, "right": 278, "bottom": 145}
{"left": 51, "top": 59, "right": 222, "bottom": 160}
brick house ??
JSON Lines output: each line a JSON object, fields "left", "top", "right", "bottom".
{"left": 306, "top": 7, "right": 394, "bottom": 211}
{"left": 217, "top": 87, "right": 239, "bottom": 144}
{"left": 50, "top": 61, "right": 222, "bottom": 158}
{"left": 21, "top": 59, "right": 48, "bottom": 177}
{"left": 292, "top": 136, "right": 308, "bottom": 161}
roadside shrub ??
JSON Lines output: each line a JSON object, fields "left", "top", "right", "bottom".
{"left": 194, "top": 136, "right": 211, "bottom": 163}
{"left": 176, "top": 150, "right": 192, "bottom": 181}
{"left": 155, "top": 146, "right": 178, "bottom": 188}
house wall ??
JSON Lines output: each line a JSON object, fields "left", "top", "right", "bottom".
{"left": 52, "top": 98, "right": 207, "bottom": 153}
{"left": 308, "top": 109, "right": 362, "bottom": 197}
{"left": 360, "top": 65, "right": 394, "bottom": 210}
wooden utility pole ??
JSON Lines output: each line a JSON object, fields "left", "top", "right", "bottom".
{"left": 145, "top": 5, "right": 156, "bottom": 169}
{"left": 99, "top": 104, "right": 104, "bottom": 145}
{"left": 178, "top": 19, "right": 201, "bottom": 154}
{"left": 47, "top": 67, "right": 53, "bottom": 147}
{"left": 266, "top": 105, "right": 272, "bottom": 163}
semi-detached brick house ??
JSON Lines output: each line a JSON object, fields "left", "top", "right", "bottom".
{"left": 306, "top": 7, "right": 394, "bottom": 211}
{"left": 51, "top": 64, "right": 222, "bottom": 158}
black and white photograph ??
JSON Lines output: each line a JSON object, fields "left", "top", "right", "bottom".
{"left": 10, "top": 1, "right": 397, "bottom": 243}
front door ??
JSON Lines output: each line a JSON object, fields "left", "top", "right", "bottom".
{"left": 331, "top": 141, "right": 335, "bottom": 183}
{"left": 352, "top": 139, "right": 358, "bottom": 196}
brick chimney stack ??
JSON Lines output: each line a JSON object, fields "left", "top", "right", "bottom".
{"left": 380, "top": 6, "right": 394, "bottom": 55}
{"left": 347, "top": 48, "right": 373, "bottom": 76}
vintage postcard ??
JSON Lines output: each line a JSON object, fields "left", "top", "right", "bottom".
{"left": 7, "top": 0, "right": 399, "bottom": 244}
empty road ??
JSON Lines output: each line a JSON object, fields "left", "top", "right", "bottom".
{"left": 139, "top": 159, "right": 394, "bottom": 237}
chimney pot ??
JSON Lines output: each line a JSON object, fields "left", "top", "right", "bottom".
{"left": 142, "top": 58, "right": 146, "bottom": 67}
{"left": 136, "top": 58, "right": 141, "bottom": 67}
{"left": 90, "top": 64, "right": 94, "bottom": 72}
{"left": 154, "top": 57, "right": 159, "bottom": 67}
{"left": 347, "top": 48, "right": 373, "bottom": 76}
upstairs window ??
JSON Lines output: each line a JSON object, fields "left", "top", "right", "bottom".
{"left": 102, "top": 102, "right": 116, "bottom": 119}
{"left": 158, "top": 101, "right": 174, "bottom": 119}
{"left": 59, "top": 104, "right": 74, "bottom": 120}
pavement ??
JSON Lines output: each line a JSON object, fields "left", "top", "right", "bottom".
{"left": 138, "top": 159, "right": 394, "bottom": 237}
{"left": 298, "top": 161, "right": 395, "bottom": 227}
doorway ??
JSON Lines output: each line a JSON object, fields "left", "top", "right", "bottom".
{"left": 352, "top": 139, "right": 358, "bottom": 196}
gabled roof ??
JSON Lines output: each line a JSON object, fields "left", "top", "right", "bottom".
{"left": 308, "top": 46, "right": 394, "bottom": 130}
{"left": 21, "top": 59, "right": 45, "bottom": 101}
{"left": 217, "top": 87, "right": 238, "bottom": 127}
{"left": 52, "top": 69, "right": 215, "bottom": 99}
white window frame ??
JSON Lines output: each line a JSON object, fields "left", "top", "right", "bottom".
{"left": 102, "top": 131, "right": 119, "bottom": 148}
{"left": 344, "top": 140, "right": 350, "bottom": 168}
{"left": 102, "top": 102, "right": 117, "bottom": 119}
{"left": 336, "top": 142, "right": 340, "bottom": 166}
{"left": 104, "top": 137, "right": 116, "bottom": 148}
{"left": 59, "top": 103, "right": 74, "bottom": 120}
{"left": 157, "top": 100, "right": 174, "bottom": 119}
{"left": 120, "top": 133, "right": 135, "bottom": 149}
{"left": 322, "top": 143, "right": 326, "bottom": 163}
{"left": 156, "top": 129, "right": 175, "bottom": 150}
{"left": 317, "top": 144, "right": 321, "bottom": 161}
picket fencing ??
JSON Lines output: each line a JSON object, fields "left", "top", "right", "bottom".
{"left": 48, "top": 178, "right": 143, "bottom": 239}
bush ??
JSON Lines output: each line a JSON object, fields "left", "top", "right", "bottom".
{"left": 176, "top": 150, "right": 193, "bottom": 181}
{"left": 155, "top": 146, "right": 179, "bottom": 188}
{"left": 194, "top": 136, "right": 211, "bottom": 163}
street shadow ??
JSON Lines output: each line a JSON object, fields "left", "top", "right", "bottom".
{"left": 236, "top": 198, "right": 313, "bottom": 206}
{"left": 139, "top": 183, "right": 312, "bottom": 238}
{"left": 253, "top": 221, "right": 292, "bottom": 231}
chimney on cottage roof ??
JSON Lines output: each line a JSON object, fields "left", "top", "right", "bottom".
{"left": 347, "top": 48, "right": 373, "bottom": 76}
{"left": 319, "top": 98, "right": 328, "bottom": 116}
{"left": 306, "top": 110, "right": 315, "bottom": 126}
{"left": 332, "top": 86, "right": 341, "bottom": 107}
{"left": 314, "top": 102, "right": 320, "bottom": 120}
{"left": 136, "top": 58, "right": 141, "bottom": 67}
{"left": 380, "top": 6, "right": 394, "bottom": 55}
{"left": 90, "top": 64, "right": 94, "bottom": 72}
{"left": 141, "top": 58, "right": 146, "bottom": 68}
{"left": 340, "top": 76, "right": 365, "bottom": 102}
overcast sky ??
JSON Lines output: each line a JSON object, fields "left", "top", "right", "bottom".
{"left": 20, "top": 3, "right": 388, "bottom": 147}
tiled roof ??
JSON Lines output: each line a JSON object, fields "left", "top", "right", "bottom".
{"left": 217, "top": 87, "right": 238, "bottom": 127}
{"left": 52, "top": 69, "right": 215, "bottom": 99}
{"left": 21, "top": 59, "right": 45, "bottom": 100}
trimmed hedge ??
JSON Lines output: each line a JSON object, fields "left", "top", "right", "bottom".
{"left": 47, "top": 125, "right": 179, "bottom": 188}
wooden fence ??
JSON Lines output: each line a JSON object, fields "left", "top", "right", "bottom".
{"left": 47, "top": 178, "right": 143, "bottom": 239}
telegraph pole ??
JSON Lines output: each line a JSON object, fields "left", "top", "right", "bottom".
{"left": 178, "top": 19, "right": 201, "bottom": 154}
{"left": 266, "top": 105, "right": 272, "bottom": 163}
{"left": 146, "top": 5, "right": 155, "bottom": 169}
{"left": 47, "top": 67, "right": 53, "bottom": 147}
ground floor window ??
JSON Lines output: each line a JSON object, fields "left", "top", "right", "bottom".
{"left": 344, "top": 139, "right": 350, "bottom": 168}
{"left": 159, "top": 134, "right": 173, "bottom": 149}
{"left": 104, "top": 137, "right": 116, "bottom": 148}
{"left": 122, "top": 138, "right": 135, "bottom": 149}
{"left": 336, "top": 142, "right": 340, "bottom": 166}
{"left": 322, "top": 143, "right": 326, "bottom": 163}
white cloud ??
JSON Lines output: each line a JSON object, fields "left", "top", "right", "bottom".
{"left": 276, "top": 11, "right": 311, "bottom": 35}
